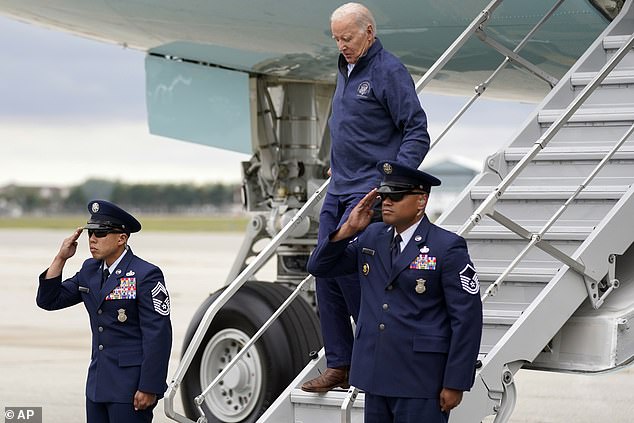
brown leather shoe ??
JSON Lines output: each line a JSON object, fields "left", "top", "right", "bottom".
{"left": 301, "top": 367, "right": 350, "bottom": 392}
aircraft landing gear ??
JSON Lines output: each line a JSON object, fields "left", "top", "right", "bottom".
{"left": 180, "top": 281, "right": 322, "bottom": 423}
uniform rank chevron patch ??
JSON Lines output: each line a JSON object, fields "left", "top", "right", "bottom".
{"left": 151, "top": 281, "right": 170, "bottom": 316}
{"left": 459, "top": 264, "right": 480, "bottom": 295}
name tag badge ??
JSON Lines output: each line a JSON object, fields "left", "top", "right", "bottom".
{"left": 362, "top": 248, "right": 375, "bottom": 256}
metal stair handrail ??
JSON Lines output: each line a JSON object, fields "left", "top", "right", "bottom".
{"left": 415, "top": 0, "right": 505, "bottom": 93}
{"left": 459, "top": 32, "right": 634, "bottom": 238}
{"left": 164, "top": 178, "right": 330, "bottom": 423}
{"left": 482, "top": 121, "right": 634, "bottom": 305}
{"left": 195, "top": 274, "right": 315, "bottom": 419}
{"left": 461, "top": 33, "right": 634, "bottom": 307}
{"left": 430, "top": 0, "right": 566, "bottom": 150}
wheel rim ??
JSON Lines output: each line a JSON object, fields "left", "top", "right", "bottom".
{"left": 199, "top": 328, "right": 263, "bottom": 422}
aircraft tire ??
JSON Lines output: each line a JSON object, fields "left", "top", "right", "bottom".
{"left": 180, "top": 281, "right": 322, "bottom": 423}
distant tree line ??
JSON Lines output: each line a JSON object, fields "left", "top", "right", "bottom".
{"left": 0, "top": 179, "right": 242, "bottom": 215}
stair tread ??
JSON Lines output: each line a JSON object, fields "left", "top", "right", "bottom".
{"left": 538, "top": 106, "right": 634, "bottom": 123}
{"left": 505, "top": 145, "right": 634, "bottom": 161}
{"left": 483, "top": 310, "right": 522, "bottom": 325}
{"left": 571, "top": 70, "right": 634, "bottom": 85}
{"left": 470, "top": 185, "right": 627, "bottom": 200}
{"left": 603, "top": 35, "right": 634, "bottom": 49}
{"left": 477, "top": 266, "right": 557, "bottom": 286}
{"left": 443, "top": 224, "right": 593, "bottom": 241}
{"left": 291, "top": 388, "right": 365, "bottom": 407}
{"left": 443, "top": 224, "right": 593, "bottom": 233}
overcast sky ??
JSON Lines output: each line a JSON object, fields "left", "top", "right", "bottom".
{"left": 0, "top": 15, "right": 535, "bottom": 187}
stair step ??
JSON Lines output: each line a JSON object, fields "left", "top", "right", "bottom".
{"left": 504, "top": 145, "right": 634, "bottom": 161}
{"left": 292, "top": 388, "right": 365, "bottom": 422}
{"left": 291, "top": 388, "right": 365, "bottom": 407}
{"left": 483, "top": 309, "right": 522, "bottom": 325}
{"left": 571, "top": 70, "right": 634, "bottom": 86}
{"left": 481, "top": 281, "right": 546, "bottom": 310}
{"left": 443, "top": 224, "right": 593, "bottom": 240}
{"left": 603, "top": 34, "right": 634, "bottom": 70}
{"left": 538, "top": 106, "right": 634, "bottom": 124}
{"left": 477, "top": 267, "right": 554, "bottom": 283}
{"left": 470, "top": 185, "right": 627, "bottom": 200}
{"left": 603, "top": 35, "right": 634, "bottom": 50}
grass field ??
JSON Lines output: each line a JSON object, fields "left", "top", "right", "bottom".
{"left": 0, "top": 215, "right": 250, "bottom": 232}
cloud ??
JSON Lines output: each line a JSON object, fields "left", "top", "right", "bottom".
{"left": 0, "top": 16, "right": 145, "bottom": 121}
{"left": 0, "top": 15, "right": 537, "bottom": 187}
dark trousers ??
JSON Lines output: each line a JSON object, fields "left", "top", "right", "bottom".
{"left": 364, "top": 394, "right": 449, "bottom": 423}
{"left": 86, "top": 398, "right": 155, "bottom": 423}
{"left": 315, "top": 191, "right": 368, "bottom": 368}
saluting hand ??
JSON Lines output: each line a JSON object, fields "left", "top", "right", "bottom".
{"left": 57, "top": 227, "right": 83, "bottom": 260}
{"left": 332, "top": 188, "right": 379, "bottom": 241}
{"left": 45, "top": 227, "right": 83, "bottom": 279}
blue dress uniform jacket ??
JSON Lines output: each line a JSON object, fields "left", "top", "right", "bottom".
{"left": 307, "top": 216, "right": 482, "bottom": 398}
{"left": 36, "top": 248, "right": 172, "bottom": 403}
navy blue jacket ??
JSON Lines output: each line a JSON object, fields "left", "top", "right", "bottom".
{"left": 328, "top": 38, "right": 430, "bottom": 195}
{"left": 37, "top": 248, "right": 172, "bottom": 403}
{"left": 307, "top": 216, "right": 482, "bottom": 397}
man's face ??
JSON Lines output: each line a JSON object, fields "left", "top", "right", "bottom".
{"left": 381, "top": 191, "right": 428, "bottom": 231}
{"left": 331, "top": 15, "right": 373, "bottom": 64}
{"left": 88, "top": 230, "right": 127, "bottom": 265}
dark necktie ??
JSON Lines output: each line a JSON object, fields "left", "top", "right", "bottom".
{"left": 101, "top": 268, "right": 110, "bottom": 288}
{"left": 391, "top": 234, "right": 402, "bottom": 265}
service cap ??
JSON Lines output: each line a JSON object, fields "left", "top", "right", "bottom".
{"left": 84, "top": 200, "right": 141, "bottom": 233}
{"left": 376, "top": 160, "right": 441, "bottom": 194}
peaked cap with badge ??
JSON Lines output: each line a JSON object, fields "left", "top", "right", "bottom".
{"left": 376, "top": 160, "right": 441, "bottom": 195}
{"left": 85, "top": 199, "right": 142, "bottom": 234}
{"left": 307, "top": 162, "right": 483, "bottom": 401}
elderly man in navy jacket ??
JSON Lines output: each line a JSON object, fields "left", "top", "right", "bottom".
{"left": 307, "top": 161, "right": 482, "bottom": 423}
{"left": 302, "top": 2, "right": 431, "bottom": 392}
{"left": 37, "top": 200, "right": 172, "bottom": 423}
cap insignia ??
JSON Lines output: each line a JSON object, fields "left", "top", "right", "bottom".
{"left": 91, "top": 202, "right": 100, "bottom": 213}
{"left": 383, "top": 162, "right": 393, "bottom": 174}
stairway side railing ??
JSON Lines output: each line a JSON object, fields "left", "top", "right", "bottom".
{"left": 459, "top": 33, "right": 634, "bottom": 236}
{"left": 430, "top": 0, "right": 566, "bottom": 149}
{"left": 414, "top": 0, "right": 506, "bottom": 93}
{"left": 483, "top": 120, "right": 634, "bottom": 306}
{"left": 164, "top": 179, "right": 329, "bottom": 423}
{"left": 461, "top": 32, "right": 634, "bottom": 307}
{"left": 195, "top": 274, "right": 315, "bottom": 417}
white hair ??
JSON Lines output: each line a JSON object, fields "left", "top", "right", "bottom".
{"left": 331, "top": 2, "right": 376, "bottom": 35}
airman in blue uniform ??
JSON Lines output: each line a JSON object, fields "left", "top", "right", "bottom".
{"left": 36, "top": 200, "right": 172, "bottom": 423}
{"left": 307, "top": 162, "right": 482, "bottom": 423}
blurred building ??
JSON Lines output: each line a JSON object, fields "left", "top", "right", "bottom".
{"left": 421, "top": 156, "right": 480, "bottom": 218}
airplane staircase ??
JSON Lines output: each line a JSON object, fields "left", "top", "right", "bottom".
{"left": 445, "top": 2, "right": 634, "bottom": 420}
{"left": 164, "top": 1, "right": 634, "bottom": 422}
{"left": 257, "top": 1, "right": 634, "bottom": 422}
